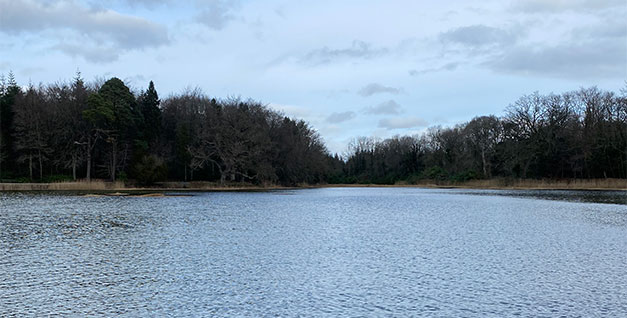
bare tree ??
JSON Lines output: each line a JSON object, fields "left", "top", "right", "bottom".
{"left": 464, "top": 116, "right": 503, "bottom": 178}
{"left": 14, "top": 84, "right": 52, "bottom": 180}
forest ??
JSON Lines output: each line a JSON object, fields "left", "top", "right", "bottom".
{"left": 0, "top": 72, "right": 625, "bottom": 186}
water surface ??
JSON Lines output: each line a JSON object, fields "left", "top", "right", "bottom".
{"left": 1, "top": 188, "right": 626, "bottom": 317}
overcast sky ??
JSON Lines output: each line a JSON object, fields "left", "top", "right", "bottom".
{"left": 1, "top": 0, "right": 626, "bottom": 153}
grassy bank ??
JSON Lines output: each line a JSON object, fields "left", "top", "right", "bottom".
{"left": 399, "top": 178, "right": 627, "bottom": 191}
{"left": 328, "top": 178, "right": 627, "bottom": 191}
{"left": 0, "top": 180, "right": 288, "bottom": 192}
{"left": 0, "top": 178, "right": 625, "bottom": 192}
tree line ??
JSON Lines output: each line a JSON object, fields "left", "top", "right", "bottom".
{"left": 0, "top": 71, "right": 625, "bottom": 185}
{"left": 341, "top": 86, "right": 627, "bottom": 184}
{"left": 0, "top": 72, "right": 340, "bottom": 185}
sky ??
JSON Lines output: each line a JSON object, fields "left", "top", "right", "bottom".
{"left": 1, "top": 0, "right": 626, "bottom": 154}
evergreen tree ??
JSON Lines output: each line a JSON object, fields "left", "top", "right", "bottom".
{"left": 139, "top": 81, "right": 161, "bottom": 146}
{"left": 0, "top": 71, "right": 20, "bottom": 179}
{"left": 84, "top": 77, "right": 138, "bottom": 181}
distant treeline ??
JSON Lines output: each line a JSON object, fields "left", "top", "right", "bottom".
{"left": 342, "top": 86, "right": 627, "bottom": 184}
{"left": 0, "top": 71, "right": 625, "bottom": 185}
{"left": 0, "top": 72, "right": 338, "bottom": 185}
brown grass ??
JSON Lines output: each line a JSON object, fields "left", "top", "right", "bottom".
{"left": 0, "top": 180, "right": 288, "bottom": 192}
{"left": 1, "top": 178, "right": 625, "bottom": 192}
{"left": 391, "top": 178, "right": 627, "bottom": 190}
{"left": 326, "top": 178, "right": 627, "bottom": 190}
{"left": 0, "top": 179, "right": 126, "bottom": 191}
{"left": 459, "top": 178, "right": 627, "bottom": 190}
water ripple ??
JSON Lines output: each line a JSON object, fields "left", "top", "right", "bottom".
{"left": 1, "top": 188, "right": 626, "bottom": 317}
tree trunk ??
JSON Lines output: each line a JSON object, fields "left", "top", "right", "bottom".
{"left": 481, "top": 148, "right": 487, "bottom": 178}
{"left": 38, "top": 149, "right": 43, "bottom": 180}
{"left": 72, "top": 154, "right": 76, "bottom": 181}
{"left": 29, "top": 154, "right": 33, "bottom": 181}
{"left": 86, "top": 136, "right": 92, "bottom": 182}
{"left": 111, "top": 140, "right": 117, "bottom": 181}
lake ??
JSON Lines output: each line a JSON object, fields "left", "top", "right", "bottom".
{"left": 1, "top": 188, "right": 626, "bottom": 317}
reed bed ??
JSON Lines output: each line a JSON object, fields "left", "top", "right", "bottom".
{"left": 0, "top": 178, "right": 625, "bottom": 191}
{"left": 414, "top": 178, "right": 627, "bottom": 190}
{"left": 0, "top": 180, "right": 125, "bottom": 191}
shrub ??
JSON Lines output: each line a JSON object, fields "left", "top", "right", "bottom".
{"left": 42, "top": 174, "right": 74, "bottom": 183}
{"left": 132, "top": 155, "right": 167, "bottom": 185}
{"left": 421, "top": 166, "right": 448, "bottom": 180}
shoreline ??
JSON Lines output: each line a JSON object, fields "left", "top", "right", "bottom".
{"left": 0, "top": 178, "right": 625, "bottom": 192}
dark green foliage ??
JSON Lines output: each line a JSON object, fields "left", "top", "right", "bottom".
{"left": 422, "top": 166, "right": 448, "bottom": 180}
{"left": 132, "top": 155, "right": 167, "bottom": 185}
{"left": 138, "top": 81, "right": 161, "bottom": 144}
{"left": 84, "top": 78, "right": 141, "bottom": 181}
{"left": 0, "top": 72, "right": 20, "bottom": 179}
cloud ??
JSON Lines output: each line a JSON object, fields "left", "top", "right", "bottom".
{"left": 409, "top": 62, "right": 459, "bottom": 76}
{"left": 301, "top": 40, "right": 388, "bottom": 65}
{"left": 19, "top": 66, "right": 46, "bottom": 76}
{"left": 326, "top": 111, "right": 356, "bottom": 123}
{"left": 487, "top": 17, "right": 626, "bottom": 79}
{"left": 103, "top": 0, "right": 171, "bottom": 8}
{"left": 573, "top": 19, "right": 627, "bottom": 39}
{"left": 512, "top": 0, "right": 625, "bottom": 13}
{"left": 364, "top": 100, "right": 403, "bottom": 115}
{"left": 378, "top": 116, "right": 428, "bottom": 130}
{"left": 54, "top": 44, "right": 120, "bottom": 63}
{"left": 0, "top": 0, "right": 168, "bottom": 49}
{"left": 196, "top": 0, "right": 237, "bottom": 30}
{"left": 440, "top": 25, "right": 520, "bottom": 48}
{"left": 358, "top": 83, "right": 402, "bottom": 97}
{"left": 486, "top": 39, "right": 626, "bottom": 79}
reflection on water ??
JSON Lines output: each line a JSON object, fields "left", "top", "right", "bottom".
{"left": 457, "top": 188, "right": 627, "bottom": 205}
{"left": 1, "top": 188, "right": 627, "bottom": 317}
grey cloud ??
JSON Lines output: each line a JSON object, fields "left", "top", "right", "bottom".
{"left": 54, "top": 44, "right": 120, "bottom": 63}
{"left": 274, "top": 6, "right": 286, "bottom": 18}
{"left": 326, "top": 111, "right": 356, "bottom": 123}
{"left": 409, "top": 62, "right": 459, "bottom": 76}
{"left": 196, "top": 1, "right": 236, "bottom": 30}
{"left": 358, "top": 83, "right": 402, "bottom": 97}
{"left": 88, "top": 0, "right": 171, "bottom": 9}
{"left": 19, "top": 66, "right": 46, "bottom": 76}
{"left": 0, "top": 0, "right": 169, "bottom": 50}
{"left": 378, "top": 117, "right": 428, "bottom": 130}
{"left": 302, "top": 40, "right": 388, "bottom": 65}
{"left": 364, "top": 100, "right": 403, "bottom": 115}
{"left": 484, "top": 17, "right": 626, "bottom": 79}
{"left": 440, "top": 25, "right": 520, "bottom": 48}
{"left": 573, "top": 20, "right": 627, "bottom": 39}
{"left": 512, "top": 0, "right": 624, "bottom": 13}
{"left": 486, "top": 38, "right": 626, "bottom": 79}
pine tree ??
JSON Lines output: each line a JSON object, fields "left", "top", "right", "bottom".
{"left": 140, "top": 81, "right": 162, "bottom": 145}
{"left": 0, "top": 71, "right": 20, "bottom": 178}
{"left": 84, "top": 77, "right": 138, "bottom": 181}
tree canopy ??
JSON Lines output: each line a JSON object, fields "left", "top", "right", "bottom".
{"left": 0, "top": 73, "right": 624, "bottom": 185}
